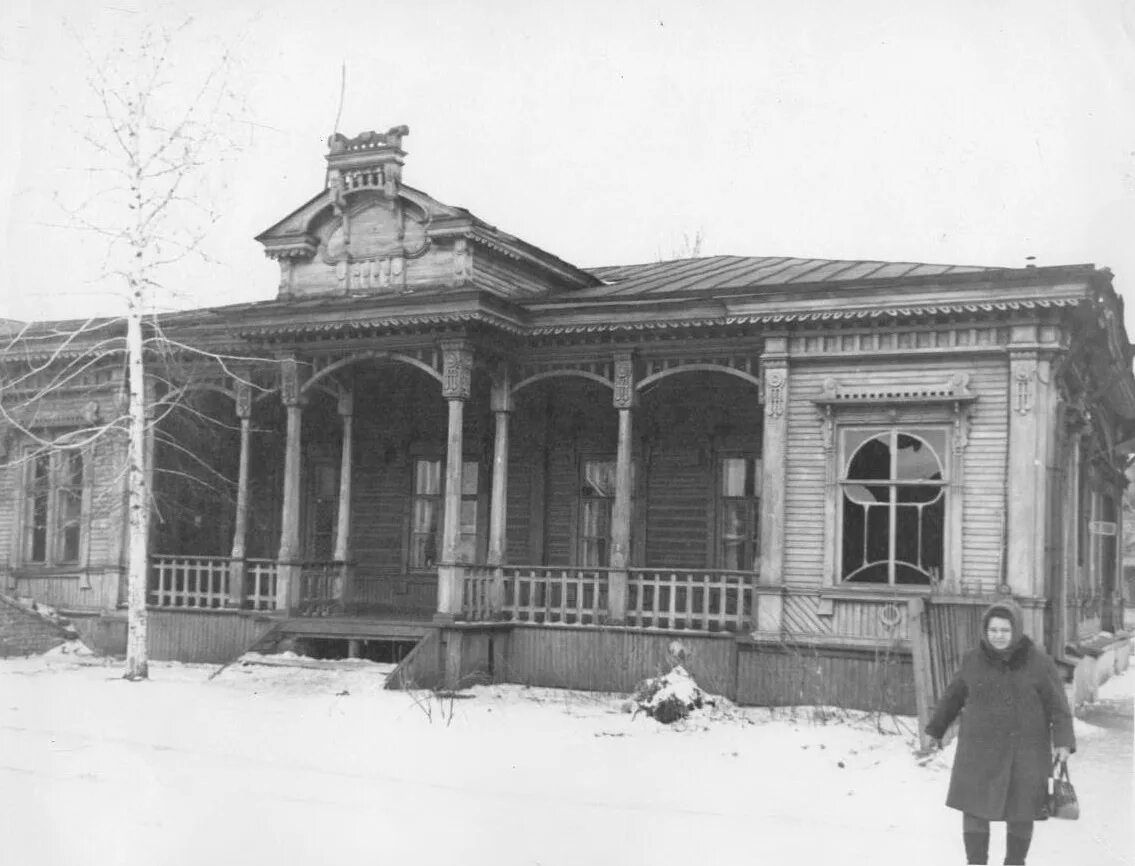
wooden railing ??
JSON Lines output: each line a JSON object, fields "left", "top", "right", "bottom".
{"left": 149, "top": 555, "right": 231, "bottom": 609}
{"left": 462, "top": 565, "right": 757, "bottom": 631}
{"left": 490, "top": 569, "right": 612, "bottom": 621}
{"left": 627, "top": 568, "right": 755, "bottom": 632}
{"left": 296, "top": 561, "right": 345, "bottom": 617}
{"left": 463, "top": 565, "right": 499, "bottom": 621}
{"left": 245, "top": 559, "right": 278, "bottom": 611}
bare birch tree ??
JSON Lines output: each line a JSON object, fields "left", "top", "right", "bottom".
{"left": 1, "top": 17, "right": 249, "bottom": 680}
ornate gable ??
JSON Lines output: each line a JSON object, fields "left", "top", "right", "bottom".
{"left": 255, "top": 126, "right": 599, "bottom": 302}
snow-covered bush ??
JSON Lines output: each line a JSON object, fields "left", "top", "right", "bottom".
{"left": 631, "top": 665, "right": 711, "bottom": 724}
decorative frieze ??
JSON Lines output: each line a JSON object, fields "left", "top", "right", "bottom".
{"left": 787, "top": 325, "right": 1010, "bottom": 357}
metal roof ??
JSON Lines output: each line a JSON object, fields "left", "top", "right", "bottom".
{"left": 582, "top": 255, "right": 996, "bottom": 297}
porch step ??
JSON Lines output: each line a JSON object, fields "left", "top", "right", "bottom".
{"left": 273, "top": 617, "right": 431, "bottom": 643}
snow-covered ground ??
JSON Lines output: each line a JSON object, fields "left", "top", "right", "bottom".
{"left": 0, "top": 642, "right": 1130, "bottom": 866}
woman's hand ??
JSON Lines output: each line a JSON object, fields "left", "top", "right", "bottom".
{"left": 1053, "top": 746, "right": 1071, "bottom": 763}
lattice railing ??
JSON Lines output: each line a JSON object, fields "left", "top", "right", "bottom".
{"left": 500, "top": 566, "right": 610, "bottom": 625}
{"left": 245, "top": 559, "right": 278, "bottom": 611}
{"left": 626, "top": 568, "right": 755, "bottom": 632}
{"left": 149, "top": 555, "right": 231, "bottom": 609}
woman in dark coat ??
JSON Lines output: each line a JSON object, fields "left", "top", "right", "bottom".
{"left": 925, "top": 598, "right": 1075, "bottom": 865}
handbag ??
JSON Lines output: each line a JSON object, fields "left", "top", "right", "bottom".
{"left": 1046, "top": 758, "right": 1079, "bottom": 820}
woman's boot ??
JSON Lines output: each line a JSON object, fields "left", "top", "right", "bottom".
{"left": 963, "top": 831, "right": 989, "bottom": 864}
{"left": 1004, "top": 829, "right": 1032, "bottom": 865}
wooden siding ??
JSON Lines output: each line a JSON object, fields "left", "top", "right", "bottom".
{"left": 502, "top": 625, "right": 738, "bottom": 696}
{"left": 146, "top": 610, "right": 277, "bottom": 664}
{"left": 11, "top": 570, "right": 122, "bottom": 611}
{"left": 736, "top": 642, "right": 915, "bottom": 714}
{"left": 784, "top": 355, "right": 1009, "bottom": 593}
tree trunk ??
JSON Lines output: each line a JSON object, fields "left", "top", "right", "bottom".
{"left": 123, "top": 283, "right": 150, "bottom": 681}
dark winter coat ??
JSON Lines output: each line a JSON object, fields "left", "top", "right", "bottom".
{"left": 925, "top": 601, "right": 1075, "bottom": 822}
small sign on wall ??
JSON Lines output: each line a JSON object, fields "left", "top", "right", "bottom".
{"left": 1089, "top": 521, "right": 1117, "bottom": 536}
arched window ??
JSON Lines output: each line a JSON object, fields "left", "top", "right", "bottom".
{"left": 839, "top": 427, "right": 946, "bottom": 585}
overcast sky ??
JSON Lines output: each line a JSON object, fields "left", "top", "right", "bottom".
{"left": 2, "top": 0, "right": 1134, "bottom": 332}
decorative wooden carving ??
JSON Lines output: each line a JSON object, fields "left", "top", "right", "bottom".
{"left": 613, "top": 353, "right": 636, "bottom": 409}
{"left": 815, "top": 373, "right": 975, "bottom": 405}
{"left": 441, "top": 342, "right": 473, "bottom": 400}
{"left": 337, "top": 390, "right": 354, "bottom": 418}
{"left": 765, "top": 369, "right": 786, "bottom": 418}
{"left": 453, "top": 238, "right": 472, "bottom": 285}
{"left": 235, "top": 381, "right": 253, "bottom": 420}
{"left": 1013, "top": 363, "right": 1037, "bottom": 415}
{"left": 280, "top": 358, "right": 304, "bottom": 407}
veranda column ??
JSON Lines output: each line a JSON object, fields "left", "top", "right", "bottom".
{"left": 228, "top": 378, "right": 253, "bottom": 607}
{"left": 487, "top": 365, "right": 513, "bottom": 613}
{"left": 756, "top": 339, "right": 788, "bottom": 637}
{"left": 1005, "top": 326, "right": 1060, "bottom": 640}
{"left": 1061, "top": 420, "right": 1083, "bottom": 643}
{"left": 608, "top": 352, "right": 637, "bottom": 624}
{"left": 334, "top": 390, "right": 354, "bottom": 610}
{"left": 275, "top": 358, "right": 305, "bottom": 613}
{"left": 436, "top": 340, "right": 473, "bottom": 621}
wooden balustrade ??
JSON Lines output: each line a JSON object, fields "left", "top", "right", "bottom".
{"left": 245, "top": 559, "right": 278, "bottom": 611}
{"left": 149, "top": 555, "right": 231, "bottom": 609}
{"left": 498, "top": 566, "right": 610, "bottom": 625}
{"left": 461, "top": 565, "right": 756, "bottom": 631}
{"left": 463, "top": 566, "right": 498, "bottom": 621}
{"left": 626, "top": 568, "right": 755, "bottom": 632}
{"left": 296, "top": 561, "right": 345, "bottom": 617}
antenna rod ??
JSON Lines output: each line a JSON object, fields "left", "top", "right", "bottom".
{"left": 333, "top": 61, "right": 346, "bottom": 134}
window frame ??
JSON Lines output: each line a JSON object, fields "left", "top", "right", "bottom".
{"left": 835, "top": 425, "right": 949, "bottom": 587}
{"left": 574, "top": 454, "right": 638, "bottom": 568}
{"left": 20, "top": 446, "right": 88, "bottom": 569}
{"left": 714, "top": 454, "right": 762, "bottom": 571}
{"left": 407, "top": 455, "right": 484, "bottom": 571}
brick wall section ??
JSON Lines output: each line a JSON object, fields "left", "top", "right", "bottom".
{"left": 0, "top": 594, "right": 76, "bottom": 656}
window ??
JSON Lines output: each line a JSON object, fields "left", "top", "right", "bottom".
{"left": 578, "top": 458, "right": 636, "bottom": 567}
{"left": 24, "top": 449, "right": 84, "bottom": 565}
{"left": 718, "top": 457, "right": 761, "bottom": 570}
{"left": 410, "top": 459, "right": 441, "bottom": 568}
{"left": 839, "top": 427, "right": 946, "bottom": 585}
{"left": 579, "top": 459, "right": 615, "bottom": 567}
{"left": 409, "top": 457, "right": 480, "bottom": 568}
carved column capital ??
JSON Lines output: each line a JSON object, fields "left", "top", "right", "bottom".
{"left": 490, "top": 363, "right": 514, "bottom": 414}
{"left": 441, "top": 340, "right": 474, "bottom": 401}
{"left": 279, "top": 357, "right": 307, "bottom": 408}
{"left": 612, "top": 352, "right": 638, "bottom": 410}
{"left": 337, "top": 390, "right": 354, "bottom": 418}
{"left": 234, "top": 380, "right": 253, "bottom": 420}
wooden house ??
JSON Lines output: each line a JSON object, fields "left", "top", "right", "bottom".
{"left": 2, "top": 126, "right": 1132, "bottom": 709}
